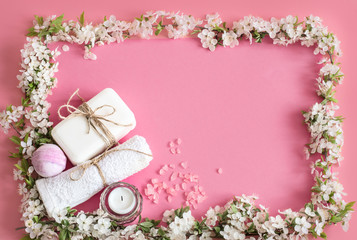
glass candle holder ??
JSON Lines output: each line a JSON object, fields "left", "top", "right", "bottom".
{"left": 100, "top": 182, "right": 143, "bottom": 224}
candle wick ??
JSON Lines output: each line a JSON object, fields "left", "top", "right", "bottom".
{"left": 121, "top": 196, "right": 123, "bottom": 201}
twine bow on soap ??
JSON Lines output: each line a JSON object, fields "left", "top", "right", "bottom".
{"left": 57, "top": 89, "right": 151, "bottom": 186}
{"left": 58, "top": 89, "right": 133, "bottom": 147}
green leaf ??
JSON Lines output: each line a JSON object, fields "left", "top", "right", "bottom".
{"left": 155, "top": 29, "right": 162, "bottom": 36}
{"left": 158, "top": 228, "right": 166, "bottom": 236}
{"left": 140, "top": 221, "right": 154, "bottom": 228}
{"left": 20, "top": 235, "right": 32, "bottom": 240}
{"left": 10, "top": 136, "right": 21, "bottom": 145}
{"left": 59, "top": 229, "right": 69, "bottom": 240}
{"left": 345, "top": 201, "right": 355, "bottom": 211}
{"left": 230, "top": 204, "right": 238, "bottom": 213}
{"left": 78, "top": 12, "right": 85, "bottom": 26}
{"left": 52, "top": 14, "right": 64, "bottom": 27}
{"left": 104, "top": 16, "right": 107, "bottom": 21}
{"left": 21, "top": 159, "right": 29, "bottom": 173}
{"left": 247, "top": 222, "right": 256, "bottom": 233}
{"left": 330, "top": 215, "right": 342, "bottom": 223}
{"left": 14, "top": 163, "right": 24, "bottom": 172}
{"left": 24, "top": 132, "right": 30, "bottom": 143}
{"left": 320, "top": 232, "right": 327, "bottom": 239}
{"left": 34, "top": 15, "right": 44, "bottom": 25}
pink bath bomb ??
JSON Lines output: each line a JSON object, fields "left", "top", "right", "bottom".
{"left": 32, "top": 144, "right": 67, "bottom": 177}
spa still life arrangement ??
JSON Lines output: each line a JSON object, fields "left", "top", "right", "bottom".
{"left": 0, "top": 11, "right": 355, "bottom": 240}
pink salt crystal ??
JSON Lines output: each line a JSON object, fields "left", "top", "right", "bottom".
{"left": 159, "top": 169, "right": 165, "bottom": 175}
{"left": 170, "top": 148, "right": 176, "bottom": 154}
{"left": 180, "top": 161, "right": 188, "bottom": 169}
{"left": 176, "top": 148, "right": 181, "bottom": 154}
{"left": 153, "top": 199, "right": 159, "bottom": 204}
{"left": 156, "top": 184, "right": 163, "bottom": 193}
{"left": 151, "top": 178, "right": 159, "bottom": 184}
{"left": 217, "top": 168, "right": 223, "bottom": 174}
{"left": 178, "top": 172, "right": 184, "bottom": 178}
{"left": 169, "top": 141, "right": 175, "bottom": 148}
{"left": 162, "top": 182, "right": 168, "bottom": 189}
{"left": 170, "top": 172, "right": 178, "bottom": 181}
{"left": 169, "top": 164, "right": 175, "bottom": 169}
{"left": 166, "top": 187, "right": 176, "bottom": 196}
{"left": 167, "top": 196, "right": 173, "bottom": 203}
{"left": 174, "top": 184, "right": 180, "bottom": 191}
{"left": 163, "top": 165, "right": 169, "bottom": 171}
{"left": 147, "top": 188, "right": 154, "bottom": 195}
{"left": 176, "top": 138, "right": 182, "bottom": 145}
{"left": 181, "top": 182, "right": 187, "bottom": 190}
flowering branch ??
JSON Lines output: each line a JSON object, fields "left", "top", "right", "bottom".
{"left": 0, "top": 11, "right": 354, "bottom": 240}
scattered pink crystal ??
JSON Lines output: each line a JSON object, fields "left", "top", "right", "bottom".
{"left": 159, "top": 164, "right": 169, "bottom": 175}
{"left": 183, "top": 173, "right": 199, "bottom": 183}
{"left": 170, "top": 171, "right": 178, "bottom": 181}
{"left": 185, "top": 184, "right": 207, "bottom": 209}
{"left": 166, "top": 187, "right": 177, "bottom": 196}
{"left": 180, "top": 161, "right": 188, "bottom": 169}
{"left": 217, "top": 168, "right": 223, "bottom": 174}
{"left": 145, "top": 137, "right": 208, "bottom": 208}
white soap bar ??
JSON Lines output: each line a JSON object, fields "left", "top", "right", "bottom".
{"left": 52, "top": 88, "right": 136, "bottom": 165}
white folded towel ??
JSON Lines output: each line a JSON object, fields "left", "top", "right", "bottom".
{"left": 36, "top": 135, "right": 153, "bottom": 217}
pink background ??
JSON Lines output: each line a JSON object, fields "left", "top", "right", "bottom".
{"left": 1, "top": 0, "right": 357, "bottom": 239}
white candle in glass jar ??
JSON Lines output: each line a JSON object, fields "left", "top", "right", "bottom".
{"left": 108, "top": 187, "right": 136, "bottom": 215}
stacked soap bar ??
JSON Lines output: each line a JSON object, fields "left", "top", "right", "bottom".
{"left": 52, "top": 88, "right": 136, "bottom": 165}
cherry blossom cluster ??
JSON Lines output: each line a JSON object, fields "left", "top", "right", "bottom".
{"left": 1, "top": 12, "right": 354, "bottom": 240}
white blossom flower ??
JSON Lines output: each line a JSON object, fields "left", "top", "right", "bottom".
{"left": 18, "top": 182, "right": 28, "bottom": 195}
{"left": 93, "top": 217, "right": 111, "bottom": 236}
{"left": 220, "top": 225, "right": 245, "bottom": 240}
{"left": 77, "top": 213, "right": 94, "bottom": 232}
{"left": 305, "top": 206, "right": 316, "bottom": 217}
{"left": 13, "top": 168, "right": 23, "bottom": 181}
{"left": 62, "top": 44, "right": 70, "bottom": 52}
{"left": 315, "top": 220, "right": 324, "bottom": 236}
{"left": 168, "top": 211, "right": 195, "bottom": 236}
{"left": 197, "top": 29, "right": 217, "bottom": 51}
{"left": 25, "top": 222, "right": 43, "bottom": 239}
{"left": 294, "top": 217, "right": 311, "bottom": 235}
{"left": 222, "top": 31, "right": 239, "bottom": 48}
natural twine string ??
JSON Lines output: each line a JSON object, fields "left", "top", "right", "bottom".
{"left": 57, "top": 89, "right": 152, "bottom": 186}
{"left": 70, "top": 147, "right": 153, "bottom": 186}
{"left": 58, "top": 89, "right": 133, "bottom": 147}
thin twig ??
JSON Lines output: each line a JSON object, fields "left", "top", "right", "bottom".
{"left": 10, "top": 123, "right": 21, "bottom": 136}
